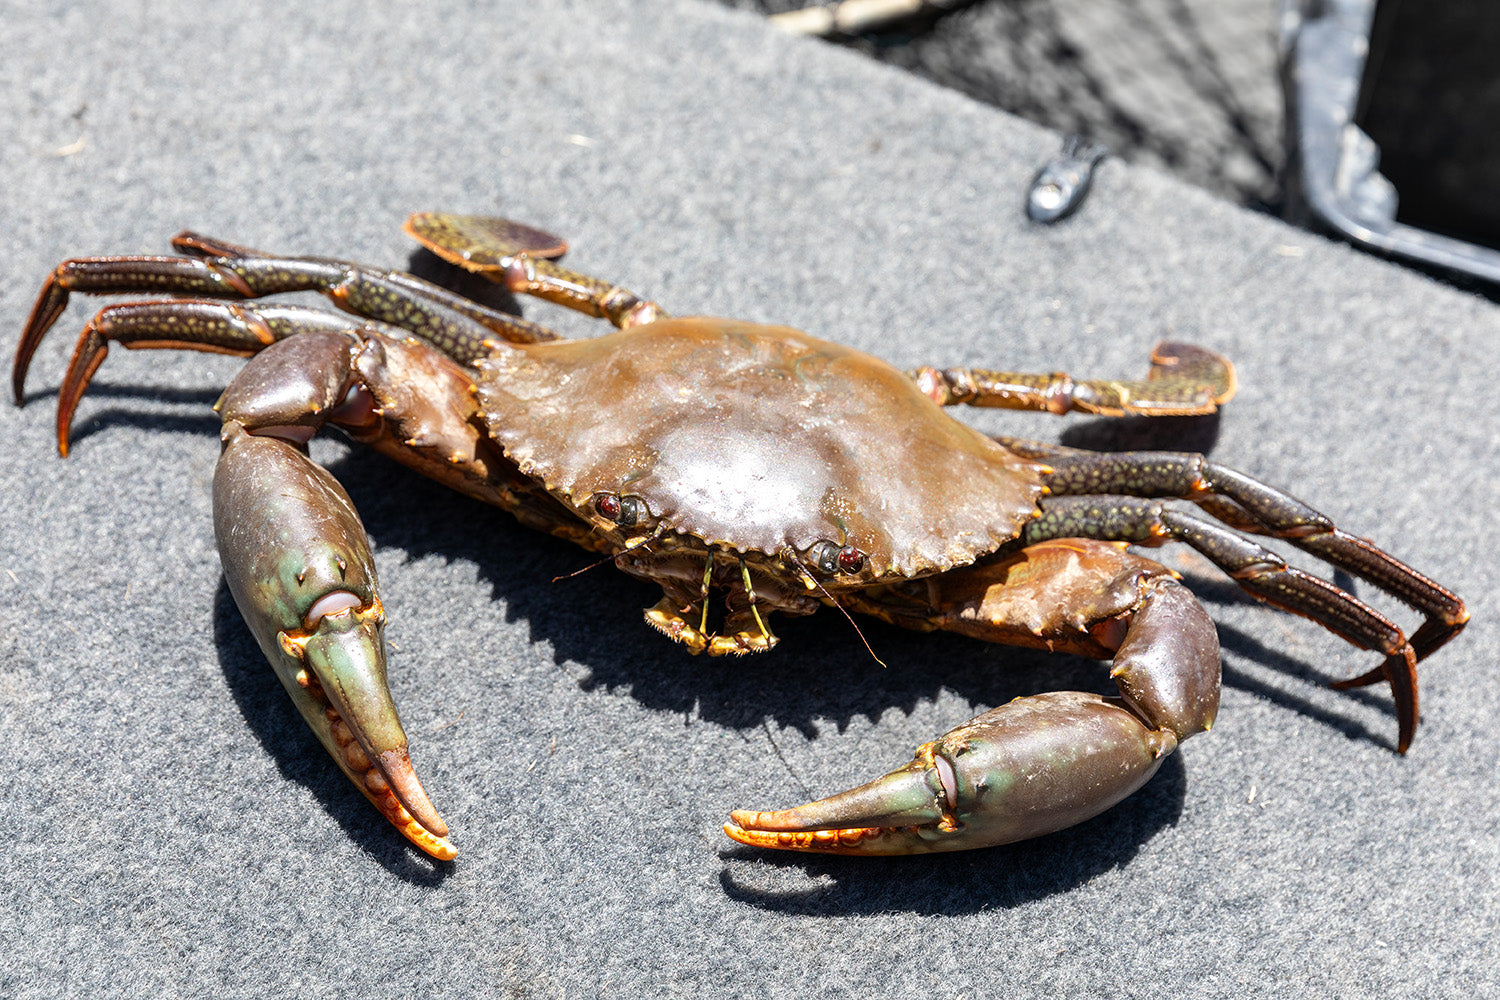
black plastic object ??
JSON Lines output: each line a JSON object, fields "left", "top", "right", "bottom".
{"left": 1281, "top": 0, "right": 1500, "bottom": 283}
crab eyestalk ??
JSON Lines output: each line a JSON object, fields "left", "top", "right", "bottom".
{"left": 215, "top": 424, "right": 455, "bottom": 860}
{"left": 725, "top": 691, "right": 1174, "bottom": 855}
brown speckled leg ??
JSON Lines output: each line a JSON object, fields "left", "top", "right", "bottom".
{"left": 1019, "top": 486, "right": 1452, "bottom": 752}
{"left": 11, "top": 230, "right": 558, "bottom": 411}
{"left": 1021, "top": 444, "right": 1468, "bottom": 662}
{"left": 912, "top": 342, "right": 1236, "bottom": 416}
{"left": 37, "top": 299, "right": 372, "bottom": 454}
{"left": 403, "top": 213, "right": 667, "bottom": 329}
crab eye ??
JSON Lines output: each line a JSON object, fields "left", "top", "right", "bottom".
{"left": 807, "top": 540, "right": 866, "bottom": 576}
{"left": 594, "top": 493, "right": 622, "bottom": 521}
{"left": 593, "top": 492, "right": 644, "bottom": 527}
{"left": 836, "top": 546, "right": 866, "bottom": 574}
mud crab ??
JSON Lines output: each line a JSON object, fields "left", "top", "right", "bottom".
{"left": 13, "top": 214, "right": 1467, "bottom": 859}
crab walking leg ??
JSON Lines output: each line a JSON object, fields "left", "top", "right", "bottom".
{"left": 1015, "top": 445, "right": 1470, "bottom": 663}
{"left": 172, "top": 230, "right": 563, "bottom": 353}
{"left": 34, "top": 295, "right": 594, "bottom": 547}
{"left": 727, "top": 541, "right": 1219, "bottom": 854}
{"left": 36, "top": 300, "right": 380, "bottom": 455}
{"left": 911, "top": 341, "right": 1237, "bottom": 416}
{"left": 402, "top": 213, "right": 667, "bottom": 329}
{"left": 1023, "top": 494, "right": 1431, "bottom": 751}
{"left": 12, "top": 233, "right": 557, "bottom": 405}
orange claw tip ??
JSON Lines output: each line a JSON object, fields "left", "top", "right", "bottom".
{"left": 400, "top": 821, "right": 457, "bottom": 862}
{"left": 358, "top": 747, "right": 455, "bottom": 858}
{"left": 376, "top": 785, "right": 456, "bottom": 861}
{"left": 727, "top": 808, "right": 792, "bottom": 832}
{"left": 722, "top": 821, "right": 891, "bottom": 854}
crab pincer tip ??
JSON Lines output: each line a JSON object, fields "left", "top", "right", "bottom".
{"left": 721, "top": 765, "right": 947, "bottom": 855}
{"left": 364, "top": 747, "right": 456, "bottom": 860}
{"left": 723, "top": 815, "right": 898, "bottom": 854}
{"left": 377, "top": 747, "right": 449, "bottom": 838}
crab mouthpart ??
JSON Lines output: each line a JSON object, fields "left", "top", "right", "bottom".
{"left": 641, "top": 569, "right": 783, "bottom": 657}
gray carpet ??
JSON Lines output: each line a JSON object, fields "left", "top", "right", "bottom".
{"left": 2, "top": 2, "right": 1496, "bottom": 996}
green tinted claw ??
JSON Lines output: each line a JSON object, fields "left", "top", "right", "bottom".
{"left": 215, "top": 425, "right": 454, "bottom": 860}
{"left": 725, "top": 691, "right": 1173, "bottom": 855}
{"left": 278, "top": 591, "right": 453, "bottom": 857}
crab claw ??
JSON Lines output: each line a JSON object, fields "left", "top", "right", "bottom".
{"left": 277, "top": 594, "right": 455, "bottom": 860}
{"left": 725, "top": 691, "right": 1173, "bottom": 855}
{"left": 215, "top": 426, "right": 455, "bottom": 860}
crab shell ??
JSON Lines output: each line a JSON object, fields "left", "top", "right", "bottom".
{"left": 474, "top": 317, "right": 1049, "bottom": 580}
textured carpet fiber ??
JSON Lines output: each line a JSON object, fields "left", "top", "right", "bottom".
{"left": 2, "top": 2, "right": 1496, "bottom": 997}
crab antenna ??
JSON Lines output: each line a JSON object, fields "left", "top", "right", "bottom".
{"left": 551, "top": 527, "right": 664, "bottom": 582}
{"left": 551, "top": 551, "right": 622, "bottom": 582}
{"left": 795, "top": 562, "right": 886, "bottom": 668}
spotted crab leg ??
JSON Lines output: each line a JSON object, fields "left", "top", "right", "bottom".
{"left": 403, "top": 213, "right": 667, "bottom": 329}
{"left": 11, "top": 226, "right": 563, "bottom": 409}
{"left": 1010, "top": 448, "right": 1468, "bottom": 751}
{"left": 31, "top": 300, "right": 364, "bottom": 455}
{"left": 912, "top": 341, "right": 1236, "bottom": 416}
{"left": 728, "top": 540, "right": 1219, "bottom": 854}
{"left": 1026, "top": 445, "right": 1469, "bottom": 655}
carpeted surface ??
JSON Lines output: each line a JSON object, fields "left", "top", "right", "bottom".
{"left": 2, "top": 2, "right": 1495, "bottom": 996}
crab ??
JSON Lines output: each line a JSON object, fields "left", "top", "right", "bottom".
{"left": 13, "top": 214, "right": 1468, "bottom": 860}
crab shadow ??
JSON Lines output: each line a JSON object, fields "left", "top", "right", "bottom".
{"left": 18, "top": 381, "right": 225, "bottom": 451}
{"left": 1058, "top": 409, "right": 1223, "bottom": 454}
